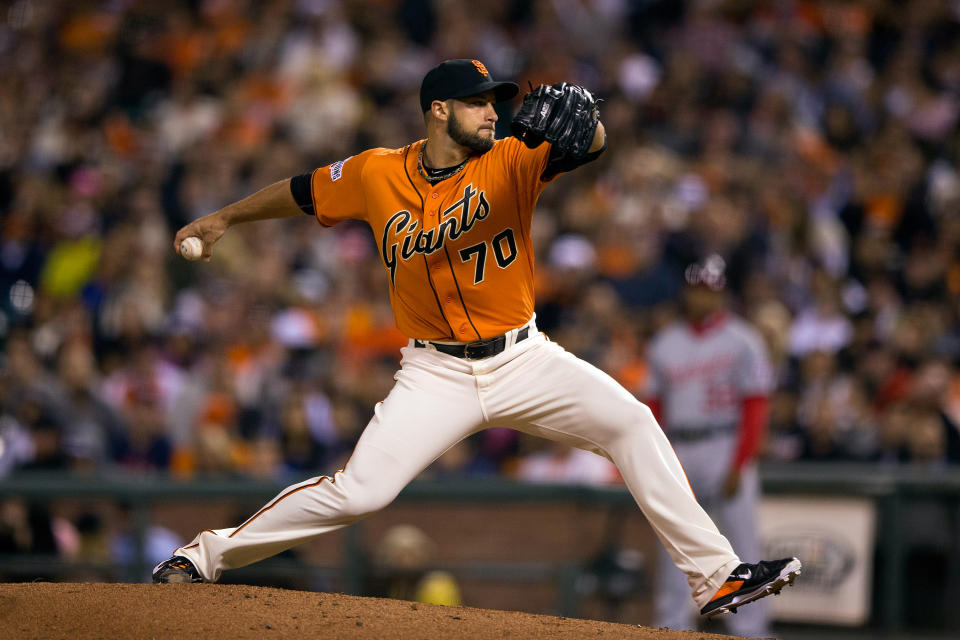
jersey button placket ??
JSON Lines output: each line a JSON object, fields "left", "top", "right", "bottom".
{"left": 425, "top": 188, "right": 461, "bottom": 338}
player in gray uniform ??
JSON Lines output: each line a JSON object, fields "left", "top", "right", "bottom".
{"left": 645, "top": 255, "right": 775, "bottom": 637}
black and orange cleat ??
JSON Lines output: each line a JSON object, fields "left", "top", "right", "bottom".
{"left": 152, "top": 556, "right": 203, "bottom": 584}
{"left": 700, "top": 557, "right": 801, "bottom": 617}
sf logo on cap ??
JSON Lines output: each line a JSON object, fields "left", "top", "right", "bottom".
{"left": 472, "top": 60, "right": 489, "bottom": 77}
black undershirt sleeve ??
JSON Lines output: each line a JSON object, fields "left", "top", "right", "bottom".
{"left": 290, "top": 171, "right": 315, "bottom": 215}
{"left": 542, "top": 142, "right": 606, "bottom": 181}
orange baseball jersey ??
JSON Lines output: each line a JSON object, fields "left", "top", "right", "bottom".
{"left": 304, "top": 137, "right": 555, "bottom": 341}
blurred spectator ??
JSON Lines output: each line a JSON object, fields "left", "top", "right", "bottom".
{"left": 101, "top": 341, "right": 183, "bottom": 470}
{"left": 0, "top": 498, "right": 77, "bottom": 581}
{"left": 366, "top": 524, "right": 462, "bottom": 606}
{"left": 789, "top": 271, "right": 854, "bottom": 357}
{"left": 53, "top": 337, "right": 127, "bottom": 471}
{"left": 109, "top": 504, "right": 184, "bottom": 580}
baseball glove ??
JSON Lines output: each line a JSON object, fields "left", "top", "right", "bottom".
{"left": 510, "top": 82, "right": 600, "bottom": 159}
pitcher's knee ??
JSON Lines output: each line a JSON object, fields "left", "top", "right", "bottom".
{"left": 595, "top": 400, "right": 662, "bottom": 450}
{"left": 613, "top": 402, "right": 661, "bottom": 438}
{"left": 339, "top": 489, "right": 397, "bottom": 520}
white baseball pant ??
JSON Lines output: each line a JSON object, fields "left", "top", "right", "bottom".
{"left": 174, "top": 320, "right": 741, "bottom": 609}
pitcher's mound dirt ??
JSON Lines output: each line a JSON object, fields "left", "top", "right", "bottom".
{"left": 0, "top": 582, "right": 745, "bottom": 639}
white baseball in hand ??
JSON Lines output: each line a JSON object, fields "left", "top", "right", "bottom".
{"left": 179, "top": 237, "right": 204, "bottom": 261}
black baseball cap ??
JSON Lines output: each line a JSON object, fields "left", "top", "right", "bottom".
{"left": 420, "top": 59, "right": 519, "bottom": 113}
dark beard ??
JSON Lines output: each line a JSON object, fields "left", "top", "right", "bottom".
{"left": 447, "top": 109, "right": 494, "bottom": 153}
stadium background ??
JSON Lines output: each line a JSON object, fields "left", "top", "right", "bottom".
{"left": 0, "top": 0, "right": 958, "bottom": 637}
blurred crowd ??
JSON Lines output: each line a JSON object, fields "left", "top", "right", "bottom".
{"left": 2, "top": 0, "right": 960, "bottom": 495}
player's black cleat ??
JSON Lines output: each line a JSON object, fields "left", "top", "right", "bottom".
{"left": 152, "top": 556, "right": 203, "bottom": 584}
{"left": 700, "top": 557, "right": 801, "bottom": 617}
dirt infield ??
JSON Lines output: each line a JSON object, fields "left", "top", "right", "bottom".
{"left": 0, "top": 582, "right": 746, "bottom": 639}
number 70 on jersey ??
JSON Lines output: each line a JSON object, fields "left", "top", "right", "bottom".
{"left": 458, "top": 228, "right": 518, "bottom": 284}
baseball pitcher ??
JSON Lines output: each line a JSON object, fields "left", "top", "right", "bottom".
{"left": 154, "top": 59, "right": 800, "bottom": 619}
{"left": 646, "top": 255, "right": 778, "bottom": 634}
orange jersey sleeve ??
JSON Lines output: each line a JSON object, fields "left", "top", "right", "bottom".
{"left": 308, "top": 149, "right": 380, "bottom": 226}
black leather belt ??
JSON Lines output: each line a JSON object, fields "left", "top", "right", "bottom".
{"left": 415, "top": 326, "right": 530, "bottom": 359}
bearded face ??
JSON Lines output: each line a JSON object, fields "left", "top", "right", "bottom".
{"left": 447, "top": 104, "right": 495, "bottom": 153}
